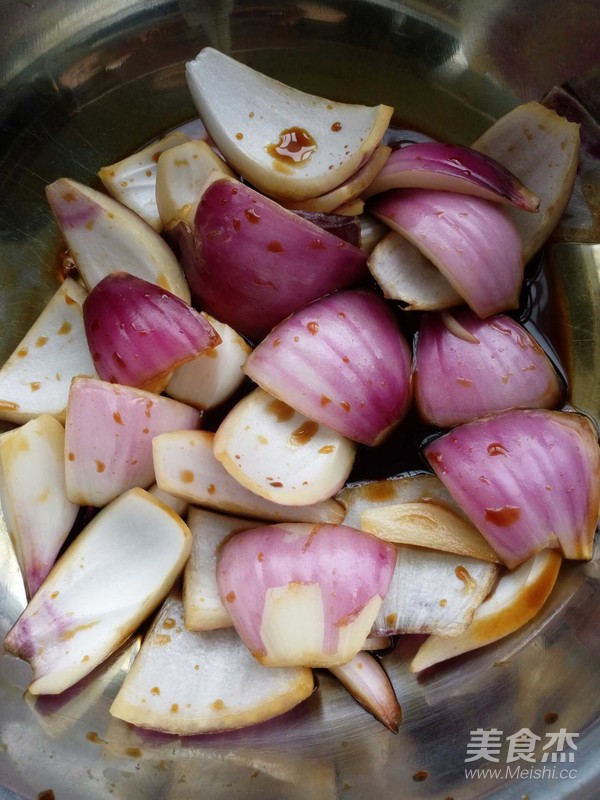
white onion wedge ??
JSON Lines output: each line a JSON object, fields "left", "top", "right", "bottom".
{"left": 110, "top": 594, "right": 314, "bottom": 734}
{"left": 329, "top": 651, "right": 401, "bottom": 733}
{"left": 410, "top": 549, "right": 562, "bottom": 672}
{"left": 0, "top": 415, "right": 79, "bottom": 598}
{"left": 0, "top": 279, "right": 97, "bottom": 424}
{"left": 165, "top": 314, "right": 252, "bottom": 410}
{"left": 358, "top": 213, "right": 389, "bottom": 253}
{"left": 184, "top": 508, "right": 259, "bottom": 631}
{"left": 283, "top": 144, "right": 392, "bottom": 213}
{"left": 186, "top": 48, "right": 393, "bottom": 202}
{"left": 3, "top": 488, "right": 192, "bottom": 695}
{"left": 367, "top": 230, "right": 462, "bottom": 310}
{"left": 373, "top": 545, "right": 499, "bottom": 637}
{"left": 152, "top": 429, "right": 345, "bottom": 523}
{"left": 213, "top": 388, "right": 356, "bottom": 506}
{"left": 363, "top": 141, "right": 539, "bottom": 210}
{"left": 65, "top": 377, "right": 202, "bottom": 507}
{"left": 361, "top": 502, "right": 501, "bottom": 563}
{"left": 155, "top": 138, "right": 235, "bottom": 227}
{"left": 98, "top": 131, "right": 190, "bottom": 231}
{"left": 45, "top": 178, "right": 190, "bottom": 302}
{"left": 473, "top": 102, "right": 580, "bottom": 261}
{"left": 370, "top": 189, "right": 524, "bottom": 318}
{"left": 217, "top": 522, "right": 396, "bottom": 667}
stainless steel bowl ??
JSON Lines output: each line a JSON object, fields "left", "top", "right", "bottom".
{"left": 1, "top": 2, "right": 600, "bottom": 798}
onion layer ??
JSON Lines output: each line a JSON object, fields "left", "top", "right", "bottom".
{"left": 424, "top": 408, "right": 600, "bottom": 568}
{"left": 244, "top": 289, "right": 412, "bottom": 445}
{"left": 217, "top": 522, "right": 396, "bottom": 667}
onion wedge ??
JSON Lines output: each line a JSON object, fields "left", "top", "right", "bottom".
{"left": 213, "top": 388, "right": 356, "bottom": 506}
{"left": 425, "top": 408, "right": 600, "bottom": 568}
{"left": 0, "top": 415, "right": 79, "bottom": 597}
{"left": 165, "top": 314, "right": 251, "bottom": 410}
{"left": 373, "top": 545, "right": 499, "bottom": 637}
{"left": 244, "top": 289, "right": 412, "bottom": 445}
{"left": 45, "top": 178, "right": 190, "bottom": 302}
{"left": 155, "top": 138, "right": 235, "bottom": 227}
{"left": 410, "top": 549, "right": 562, "bottom": 672}
{"left": 217, "top": 522, "right": 396, "bottom": 667}
{"left": 370, "top": 189, "right": 524, "bottom": 318}
{"left": 367, "top": 230, "right": 462, "bottom": 310}
{"left": 3, "top": 488, "right": 191, "bottom": 695}
{"left": 329, "top": 651, "right": 402, "bottom": 733}
{"left": 0, "top": 279, "right": 96, "bottom": 424}
{"left": 110, "top": 594, "right": 314, "bottom": 734}
{"left": 185, "top": 48, "right": 393, "bottom": 201}
{"left": 98, "top": 131, "right": 190, "bottom": 231}
{"left": 152, "top": 429, "right": 345, "bottom": 524}
{"left": 65, "top": 377, "right": 202, "bottom": 507}
{"left": 184, "top": 508, "right": 259, "bottom": 631}
{"left": 473, "top": 101, "right": 580, "bottom": 261}
{"left": 363, "top": 141, "right": 539, "bottom": 210}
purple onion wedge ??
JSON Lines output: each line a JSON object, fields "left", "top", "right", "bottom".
{"left": 244, "top": 289, "right": 412, "bottom": 445}
{"left": 424, "top": 409, "right": 600, "bottom": 568}
{"left": 414, "top": 309, "right": 563, "bottom": 426}
{"left": 180, "top": 177, "right": 369, "bottom": 341}
{"left": 363, "top": 142, "right": 539, "bottom": 211}
{"left": 370, "top": 189, "right": 524, "bottom": 318}
{"left": 216, "top": 522, "right": 396, "bottom": 667}
{"left": 83, "top": 272, "right": 220, "bottom": 392}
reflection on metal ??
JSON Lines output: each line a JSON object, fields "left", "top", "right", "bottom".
{"left": 545, "top": 243, "right": 600, "bottom": 423}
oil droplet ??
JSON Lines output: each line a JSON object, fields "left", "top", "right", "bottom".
{"left": 245, "top": 208, "right": 261, "bottom": 224}
{"left": 180, "top": 469, "right": 194, "bottom": 483}
{"left": 545, "top": 711, "right": 559, "bottom": 724}
{"left": 289, "top": 420, "right": 319, "bottom": 447}
{"left": 320, "top": 395, "right": 332, "bottom": 407}
{"left": 85, "top": 731, "right": 105, "bottom": 745}
{"left": 412, "top": 771, "right": 429, "bottom": 782}
{"left": 267, "top": 240, "right": 284, "bottom": 253}
{"left": 125, "top": 747, "right": 142, "bottom": 758}
{"left": 95, "top": 460, "right": 106, "bottom": 473}
{"left": 484, "top": 506, "right": 521, "bottom": 526}
{"left": 319, "top": 445, "right": 335, "bottom": 454}
{"left": 212, "top": 698, "right": 225, "bottom": 710}
{"left": 112, "top": 410, "right": 124, "bottom": 425}
{"left": 235, "top": 132, "right": 244, "bottom": 140}
{"left": 307, "top": 321, "right": 319, "bottom": 335}
{"left": 151, "top": 686, "right": 161, "bottom": 695}
{"left": 455, "top": 565, "right": 476, "bottom": 591}
{"left": 226, "top": 591, "right": 236, "bottom": 602}
{"left": 207, "top": 483, "right": 216, "bottom": 495}
{"left": 331, "top": 121, "right": 342, "bottom": 132}
{"left": 267, "top": 399, "right": 295, "bottom": 422}
{"left": 487, "top": 442, "right": 509, "bottom": 456}
{"left": 267, "top": 127, "right": 317, "bottom": 164}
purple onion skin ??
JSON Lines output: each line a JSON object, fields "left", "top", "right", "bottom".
{"left": 370, "top": 189, "right": 524, "bottom": 319}
{"left": 217, "top": 523, "right": 396, "bottom": 662}
{"left": 83, "top": 272, "right": 220, "bottom": 389}
{"left": 292, "top": 210, "right": 361, "bottom": 247}
{"left": 244, "top": 289, "right": 413, "bottom": 446}
{"left": 184, "top": 178, "right": 369, "bottom": 341}
{"left": 425, "top": 409, "right": 600, "bottom": 568}
{"left": 415, "top": 310, "right": 563, "bottom": 426}
{"left": 366, "top": 142, "right": 539, "bottom": 211}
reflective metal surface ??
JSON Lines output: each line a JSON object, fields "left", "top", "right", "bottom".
{"left": 1, "top": 1, "right": 600, "bottom": 798}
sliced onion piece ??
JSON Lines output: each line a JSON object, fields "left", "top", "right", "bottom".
{"left": 410, "top": 549, "right": 562, "bottom": 672}
{"left": 363, "top": 142, "right": 539, "bottom": 210}
{"left": 147, "top": 483, "right": 188, "bottom": 517}
{"left": 65, "top": 377, "right": 202, "bottom": 507}
{"left": 45, "top": 178, "right": 190, "bottom": 302}
{"left": 98, "top": 131, "right": 190, "bottom": 231}
{"left": 3, "top": 488, "right": 191, "bottom": 695}
{"left": 292, "top": 210, "right": 361, "bottom": 247}
{"left": 473, "top": 101, "right": 580, "bottom": 261}
{"left": 329, "top": 651, "right": 401, "bottom": 733}
{"left": 424, "top": 408, "right": 600, "bottom": 568}
{"left": 283, "top": 145, "right": 392, "bottom": 213}
{"left": 186, "top": 48, "right": 393, "bottom": 202}
{"left": 182, "top": 177, "right": 368, "bottom": 341}
{"left": 362, "top": 502, "right": 500, "bottom": 563}
{"left": 165, "top": 314, "right": 251, "bottom": 410}
{"left": 414, "top": 309, "right": 563, "bottom": 426}
{"left": 362, "top": 635, "right": 394, "bottom": 651}
{"left": 155, "top": 138, "right": 235, "bottom": 227}
{"left": 370, "top": 189, "right": 524, "bottom": 318}
{"left": 0, "top": 415, "right": 79, "bottom": 598}
{"left": 153, "top": 429, "right": 345, "bottom": 524}
{"left": 214, "top": 388, "right": 356, "bottom": 506}
{"left": 83, "top": 272, "right": 220, "bottom": 392}
{"left": 334, "top": 198, "right": 365, "bottom": 216}
{"left": 110, "top": 593, "right": 314, "bottom": 734}
{"left": 368, "top": 230, "right": 462, "bottom": 311}
{"left": 373, "top": 545, "right": 499, "bottom": 637}
{"left": 358, "top": 213, "right": 389, "bottom": 253}
{"left": 184, "top": 508, "right": 259, "bottom": 631}
{"left": 217, "top": 522, "right": 396, "bottom": 667}
{"left": 0, "top": 279, "right": 97, "bottom": 424}
{"left": 244, "top": 289, "right": 412, "bottom": 445}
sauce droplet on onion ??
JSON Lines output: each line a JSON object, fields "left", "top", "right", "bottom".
{"left": 267, "top": 127, "right": 317, "bottom": 164}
